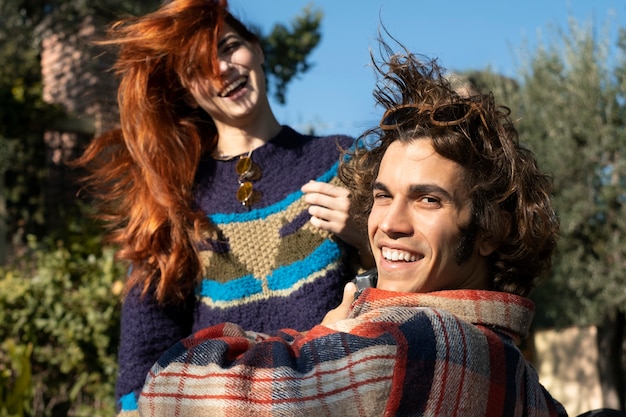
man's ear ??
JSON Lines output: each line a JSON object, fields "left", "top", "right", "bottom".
{"left": 477, "top": 236, "right": 498, "bottom": 257}
{"left": 478, "top": 211, "right": 511, "bottom": 256}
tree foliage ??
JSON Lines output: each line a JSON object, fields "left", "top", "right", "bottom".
{"left": 0, "top": 0, "right": 59, "bottom": 251}
{"left": 469, "top": 17, "right": 626, "bottom": 327}
{"left": 0, "top": 223, "right": 124, "bottom": 416}
{"left": 259, "top": 5, "right": 323, "bottom": 104}
{"left": 516, "top": 20, "right": 625, "bottom": 328}
{"left": 473, "top": 17, "right": 626, "bottom": 409}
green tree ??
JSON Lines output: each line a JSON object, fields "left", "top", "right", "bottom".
{"left": 0, "top": 0, "right": 57, "bottom": 263}
{"left": 477, "top": 18, "right": 626, "bottom": 410}
{"left": 259, "top": 5, "right": 323, "bottom": 104}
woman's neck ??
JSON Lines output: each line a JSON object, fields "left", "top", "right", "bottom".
{"left": 213, "top": 112, "right": 281, "bottom": 158}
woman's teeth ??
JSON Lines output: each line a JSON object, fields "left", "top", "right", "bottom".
{"left": 382, "top": 248, "right": 418, "bottom": 262}
{"left": 218, "top": 77, "right": 247, "bottom": 97}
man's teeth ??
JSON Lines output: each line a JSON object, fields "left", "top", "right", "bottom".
{"left": 382, "top": 248, "right": 418, "bottom": 262}
{"left": 219, "top": 77, "right": 247, "bottom": 97}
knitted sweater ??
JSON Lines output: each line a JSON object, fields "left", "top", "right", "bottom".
{"left": 138, "top": 288, "right": 568, "bottom": 417}
{"left": 116, "top": 126, "right": 357, "bottom": 413}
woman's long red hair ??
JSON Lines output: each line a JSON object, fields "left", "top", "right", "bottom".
{"left": 74, "top": 0, "right": 253, "bottom": 304}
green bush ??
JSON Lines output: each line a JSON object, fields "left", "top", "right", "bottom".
{"left": 0, "top": 226, "right": 124, "bottom": 417}
{"left": 0, "top": 339, "right": 33, "bottom": 417}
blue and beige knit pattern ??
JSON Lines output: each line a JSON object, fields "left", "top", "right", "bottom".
{"left": 191, "top": 127, "right": 356, "bottom": 333}
{"left": 194, "top": 172, "right": 351, "bottom": 333}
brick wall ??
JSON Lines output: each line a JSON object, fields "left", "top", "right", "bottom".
{"left": 39, "top": 13, "right": 120, "bottom": 227}
{"left": 40, "top": 14, "right": 119, "bottom": 139}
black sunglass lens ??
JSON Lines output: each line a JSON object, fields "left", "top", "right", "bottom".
{"left": 432, "top": 103, "right": 470, "bottom": 123}
{"left": 382, "top": 107, "right": 416, "bottom": 127}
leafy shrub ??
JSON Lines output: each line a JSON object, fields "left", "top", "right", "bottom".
{"left": 0, "top": 339, "right": 33, "bottom": 417}
{"left": 0, "top": 224, "right": 124, "bottom": 417}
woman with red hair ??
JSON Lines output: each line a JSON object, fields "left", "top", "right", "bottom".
{"left": 75, "top": 0, "right": 371, "bottom": 413}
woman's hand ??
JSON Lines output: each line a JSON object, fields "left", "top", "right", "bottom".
{"left": 301, "top": 181, "right": 373, "bottom": 267}
{"left": 301, "top": 180, "right": 351, "bottom": 237}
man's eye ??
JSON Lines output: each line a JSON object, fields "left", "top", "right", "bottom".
{"left": 421, "top": 196, "right": 440, "bottom": 204}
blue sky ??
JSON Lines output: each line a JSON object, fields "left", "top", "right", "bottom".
{"left": 229, "top": 1, "right": 625, "bottom": 137}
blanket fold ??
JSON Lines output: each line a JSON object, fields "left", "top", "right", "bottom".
{"left": 138, "top": 289, "right": 567, "bottom": 417}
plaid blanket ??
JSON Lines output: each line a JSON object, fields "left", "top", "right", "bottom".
{"left": 138, "top": 288, "right": 567, "bottom": 416}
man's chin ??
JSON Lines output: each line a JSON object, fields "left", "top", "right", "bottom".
{"left": 376, "top": 276, "right": 422, "bottom": 293}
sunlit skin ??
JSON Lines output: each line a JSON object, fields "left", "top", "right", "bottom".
{"left": 369, "top": 139, "right": 496, "bottom": 293}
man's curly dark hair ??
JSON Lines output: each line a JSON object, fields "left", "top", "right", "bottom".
{"left": 339, "top": 38, "right": 559, "bottom": 297}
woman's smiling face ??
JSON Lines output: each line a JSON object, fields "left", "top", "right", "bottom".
{"left": 187, "top": 24, "right": 266, "bottom": 125}
{"left": 368, "top": 139, "right": 494, "bottom": 293}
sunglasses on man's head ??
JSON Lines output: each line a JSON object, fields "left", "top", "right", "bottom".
{"left": 380, "top": 100, "right": 487, "bottom": 131}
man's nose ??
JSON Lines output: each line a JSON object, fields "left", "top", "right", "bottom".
{"left": 379, "top": 199, "right": 413, "bottom": 237}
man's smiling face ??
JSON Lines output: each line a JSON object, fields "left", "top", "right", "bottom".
{"left": 368, "top": 139, "right": 494, "bottom": 293}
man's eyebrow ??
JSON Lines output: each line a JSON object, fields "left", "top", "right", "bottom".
{"left": 372, "top": 181, "right": 389, "bottom": 192}
{"left": 408, "top": 184, "right": 453, "bottom": 201}
{"left": 374, "top": 181, "right": 454, "bottom": 201}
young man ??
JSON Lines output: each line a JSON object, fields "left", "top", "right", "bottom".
{"left": 134, "top": 47, "right": 567, "bottom": 417}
